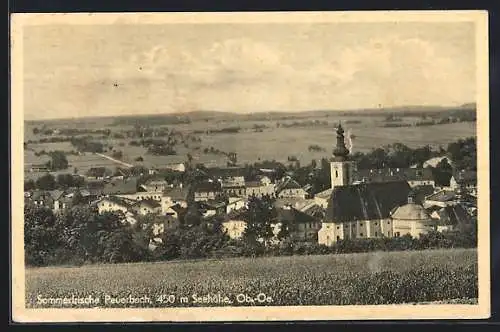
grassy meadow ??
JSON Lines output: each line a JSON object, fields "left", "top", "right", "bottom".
{"left": 26, "top": 248, "right": 478, "bottom": 307}
{"left": 23, "top": 113, "right": 476, "bottom": 176}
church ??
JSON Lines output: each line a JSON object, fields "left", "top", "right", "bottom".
{"left": 317, "top": 124, "right": 435, "bottom": 245}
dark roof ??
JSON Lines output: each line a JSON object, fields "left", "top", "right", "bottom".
{"left": 87, "top": 167, "right": 109, "bottom": 177}
{"left": 207, "top": 167, "right": 246, "bottom": 179}
{"left": 326, "top": 181, "right": 412, "bottom": 222}
{"left": 302, "top": 204, "right": 325, "bottom": 218}
{"left": 103, "top": 177, "right": 138, "bottom": 195}
{"left": 134, "top": 199, "right": 161, "bottom": 209}
{"left": 434, "top": 205, "right": 472, "bottom": 226}
{"left": 354, "top": 168, "right": 434, "bottom": 183}
{"left": 100, "top": 196, "right": 134, "bottom": 207}
{"left": 275, "top": 207, "right": 318, "bottom": 224}
{"left": 193, "top": 181, "right": 222, "bottom": 193}
{"left": 163, "top": 186, "right": 190, "bottom": 201}
{"left": 425, "top": 190, "right": 456, "bottom": 202}
{"left": 411, "top": 185, "right": 436, "bottom": 204}
{"left": 276, "top": 177, "right": 302, "bottom": 192}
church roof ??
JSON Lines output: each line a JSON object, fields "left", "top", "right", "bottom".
{"left": 325, "top": 181, "right": 411, "bottom": 222}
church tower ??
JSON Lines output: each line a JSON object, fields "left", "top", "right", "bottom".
{"left": 330, "top": 123, "right": 355, "bottom": 189}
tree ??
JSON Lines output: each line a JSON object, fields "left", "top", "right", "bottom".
{"left": 431, "top": 158, "right": 453, "bottom": 187}
{"left": 46, "top": 151, "right": 69, "bottom": 171}
{"left": 24, "top": 179, "right": 36, "bottom": 191}
{"left": 242, "top": 195, "right": 276, "bottom": 246}
{"left": 24, "top": 205, "right": 59, "bottom": 266}
{"left": 35, "top": 174, "right": 56, "bottom": 190}
{"left": 135, "top": 156, "right": 144, "bottom": 162}
{"left": 112, "top": 150, "right": 123, "bottom": 160}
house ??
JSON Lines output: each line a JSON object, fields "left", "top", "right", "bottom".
{"left": 245, "top": 180, "right": 275, "bottom": 198}
{"left": 354, "top": 168, "right": 435, "bottom": 188}
{"left": 389, "top": 193, "right": 435, "bottom": 238}
{"left": 97, "top": 196, "right": 135, "bottom": 215}
{"left": 275, "top": 176, "right": 308, "bottom": 199}
{"left": 86, "top": 167, "right": 111, "bottom": 180}
{"left": 226, "top": 196, "right": 247, "bottom": 214}
{"left": 314, "top": 188, "right": 333, "bottom": 209}
{"left": 222, "top": 210, "right": 247, "bottom": 240}
{"left": 140, "top": 178, "right": 170, "bottom": 193}
{"left": 112, "top": 167, "right": 132, "bottom": 180}
{"left": 423, "top": 190, "right": 457, "bottom": 208}
{"left": 29, "top": 164, "right": 49, "bottom": 173}
{"left": 273, "top": 206, "right": 322, "bottom": 242}
{"left": 103, "top": 177, "right": 138, "bottom": 195}
{"left": 162, "top": 186, "right": 190, "bottom": 207}
{"left": 198, "top": 199, "right": 227, "bottom": 218}
{"left": 449, "top": 170, "right": 477, "bottom": 195}
{"left": 192, "top": 181, "right": 223, "bottom": 202}
{"left": 428, "top": 204, "right": 473, "bottom": 232}
{"left": 132, "top": 199, "right": 162, "bottom": 216}
{"left": 318, "top": 181, "right": 412, "bottom": 245}
{"left": 117, "top": 191, "right": 163, "bottom": 202}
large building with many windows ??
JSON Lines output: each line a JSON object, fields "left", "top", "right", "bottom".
{"left": 317, "top": 124, "right": 432, "bottom": 245}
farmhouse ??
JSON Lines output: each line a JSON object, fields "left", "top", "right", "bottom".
{"left": 275, "top": 176, "right": 308, "bottom": 199}
{"left": 273, "top": 206, "right": 322, "bottom": 242}
{"left": 245, "top": 180, "right": 275, "bottom": 198}
{"left": 86, "top": 167, "right": 111, "bottom": 180}
{"left": 222, "top": 210, "right": 247, "bottom": 240}
{"left": 449, "top": 170, "right": 477, "bottom": 195}
{"left": 103, "top": 177, "right": 139, "bottom": 195}
{"left": 140, "top": 178, "right": 171, "bottom": 193}
{"left": 163, "top": 186, "right": 190, "bottom": 207}
{"left": 97, "top": 196, "right": 135, "bottom": 215}
{"left": 427, "top": 204, "right": 473, "bottom": 232}
{"left": 192, "top": 181, "right": 223, "bottom": 202}
{"left": 423, "top": 190, "right": 457, "bottom": 208}
{"left": 132, "top": 199, "right": 162, "bottom": 216}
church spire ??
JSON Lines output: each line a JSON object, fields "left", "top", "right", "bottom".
{"left": 333, "top": 122, "right": 350, "bottom": 161}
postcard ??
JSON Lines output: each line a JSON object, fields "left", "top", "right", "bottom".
{"left": 10, "top": 10, "right": 490, "bottom": 322}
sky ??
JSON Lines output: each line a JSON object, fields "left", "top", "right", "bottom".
{"left": 22, "top": 21, "right": 476, "bottom": 120}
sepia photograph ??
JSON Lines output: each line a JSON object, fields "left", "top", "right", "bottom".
{"left": 10, "top": 11, "right": 490, "bottom": 322}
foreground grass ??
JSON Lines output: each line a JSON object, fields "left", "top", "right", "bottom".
{"left": 25, "top": 248, "right": 478, "bottom": 307}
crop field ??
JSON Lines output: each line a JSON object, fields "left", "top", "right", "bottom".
{"left": 26, "top": 248, "right": 478, "bottom": 308}
{"left": 24, "top": 117, "right": 476, "bottom": 171}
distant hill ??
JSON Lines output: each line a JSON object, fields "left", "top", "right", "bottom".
{"left": 26, "top": 103, "right": 476, "bottom": 125}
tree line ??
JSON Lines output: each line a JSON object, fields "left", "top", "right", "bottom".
{"left": 25, "top": 195, "right": 477, "bottom": 267}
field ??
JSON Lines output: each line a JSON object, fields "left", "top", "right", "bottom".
{"left": 25, "top": 248, "right": 478, "bottom": 308}
{"left": 24, "top": 114, "right": 476, "bottom": 175}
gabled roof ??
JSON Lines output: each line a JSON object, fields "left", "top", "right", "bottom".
{"left": 275, "top": 207, "right": 318, "bottom": 224}
{"left": 276, "top": 176, "right": 302, "bottom": 192}
{"left": 326, "top": 181, "right": 411, "bottom": 222}
{"left": 49, "top": 190, "right": 65, "bottom": 200}
{"left": 163, "top": 186, "right": 190, "bottom": 201}
{"left": 433, "top": 205, "right": 472, "bottom": 226}
{"left": 425, "top": 190, "right": 456, "bottom": 202}
{"left": 315, "top": 188, "right": 333, "bottom": 199}
{"left": 354, "top": 168, "right": 434, "bottom": 183}
{"left": 207, "top": 167, "right": 246, "bottom": 179}
{"left": 134, "top": 199, "right": 161, "bottom": 209}
{"left": 193, "top": 181, "right": 222, "bottom": 193}
{"left": 103, "top": 177, "right": 138, "bottom": 195}
{"left": 99, "top": 196, "right": 135, "bottom": 208}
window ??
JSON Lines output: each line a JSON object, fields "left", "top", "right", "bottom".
{"left": 388, "top": 221, "right": 390, "bottom": 224}
{"left": 374, "top": 222, "right": 378, "bottom": 226}
{"left": 360, "top": 233, "right": 363, "bottom": 237}
{"left": 335, "top": 170, "right": 338, "bottom": 178}
{"left": 395, "top": 232, "right": 400, "bottom": 237}
{"left": 336, "top": 236, "right": 340, "bottom": 241}
{"left": 388, "top": 231, "right": 391, "bottom": 236}
{"left": 375, "top": 231, "right": 378, "bottom": 236}
{"left": 336, "top": 226, "right": 340, "bottom": 230}
{"left": 360, "top": 223, "right": 363, "bottom": 227}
